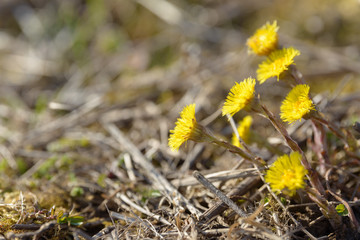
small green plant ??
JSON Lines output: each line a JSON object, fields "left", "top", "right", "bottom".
{"left": 336, "top": 204, "right": 349, "bottom": 216}
{"left": 70, "top": 187, "right": 84, "bottom": 197}
{"left": 57, "top": 211, "right": 85, "bottom": 226}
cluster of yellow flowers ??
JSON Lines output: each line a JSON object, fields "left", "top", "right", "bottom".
{"left": 168, "top": 21, "right": 317, "bottom": 197}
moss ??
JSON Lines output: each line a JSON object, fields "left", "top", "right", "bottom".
{"left": 37, "top": 187, "right": 70, "bottom": 210}
{"left": 0, "top": 211, "right": 18, "bottom": 233}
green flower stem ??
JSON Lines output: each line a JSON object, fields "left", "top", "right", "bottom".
{"left": 261, "top": 105, "right": 304, "bottom": 158}
{"left": 228, "top": 111, "right": 283, "bottom": 156}
{"left": 210, "top": 137, "right": 266, "bottom": 167}
{"left": 193, "top": 124, "right": 266, "bottom": 166}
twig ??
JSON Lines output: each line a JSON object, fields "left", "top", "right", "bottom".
{"left": 10, "top": 224, "right": 41, "bottom": 230}
{"left": 6, "top": 221, "right": 58, "bottom": 239}
{"left": 109, "top": 211, "right": 137, "bottom": 223}
{"left": 193, "top": 170, "right": 247, "bottom": 218}
{"left": 229, "top": 224, "right": 282, "bottom": 240}
{"left": 272, "top": 212, "right": 282, "bottom": 236}
{"left": 103, "top": 123, "right": 201, "bottom": 217}
{"left": 123, "top": 153, "right": 136, "bottom": 182}
{"left": 17, "top": 192, "right": 24, "bottom": 224}
{"left": 0, "top": 145, "right": 17, "bottom": 170}
{"left": 117, "top": 193, "right": 172, "bottom": 225}
{"left": 161, "top": 228, "right": 229, "bottom": 237}
{"left": 288, "top": 200, "right": 360, "bottom": 208}
{"left": 172, "top": 168, "right": 259, "bottom": 187}
{"left": 70, "top": 227, "right": 93, "bottom": 240}
{"left": 199, "top": 228, "right": 230, "bottom": 235}
{"left": 200, "top": 175, "right": 261, "bottom": 223}
{"left": 92, "top": 226, "right": 116, "bottom": 239}
{"left": 179, "top": 144, "right": 204, "bottom": 173}
{"left": 309, "top": 215, "right": 325, "bottom": 227}
{"left": 104, "top": 203, "right": 118, "bottom": 239}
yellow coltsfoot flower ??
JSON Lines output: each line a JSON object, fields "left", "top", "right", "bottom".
{"left": 168, "top": 104, "right": 212, "bottom": 151}
{"left": 247, "top": 21, "right": 279, "bottom": 56}
{"left": 280, "top": 84, "right": 315, "bottom": 124}
{"left": 257, "top": 47, "right": 300, "bottom": 84}
{"left": 265, "top": 151, "right": 308, "bottom": 196}
{"left": 168, "top": 104, "right": 197, "bottom": 151}
{"left": 222, "top": 78, "right": 256, "bottom": 117}
{"left": 232, "top": 115, "right": 253, "bottom": 148}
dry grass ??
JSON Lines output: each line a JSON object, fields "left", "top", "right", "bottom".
{"left": 0, "top": 0, "right": 360, "bottom": 239}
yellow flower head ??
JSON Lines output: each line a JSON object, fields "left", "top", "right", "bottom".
{"left": 168, "top": 104, "right": 199, "bottom": 151}
{"left": 257, "top": 47, "right": 300, "bottom": 84}
{"left": 222, "top": 78, "right": 256, "bottom": 117}
{"left": 280, "top": 84, "right": 315, "bottom": 124}
{"left": 264, "top": 152, "right": 308, "bottom": 196}
{"left": 247, "top": 21, "right": 279, "bottom": 56}
{"left": 232, "top": 115, "right": 253, "bottom": 148}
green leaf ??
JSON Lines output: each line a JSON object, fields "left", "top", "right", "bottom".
{"left": 66, "top": 216, "right": 85, "bottom": 226}
{"left": 335, "top": 204, "right": 348, "bottom": 216}
{"left": 70, "top": 187, "right": 84, "bottom": 197}
{"left": 57, "top": 209, "right": 85, "bottom": 226}
{"left": 57, "top": 211, "right": 65, "bottom": 224}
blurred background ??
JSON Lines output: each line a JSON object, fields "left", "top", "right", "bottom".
{"left": 0, "top": 0, "right": 359, "bottom": 178}
{"left": 0, "top": 0, "right": 359, "bottom": 113}
{"left": 0, "top": 1, "right": 359, "bottom": 144}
